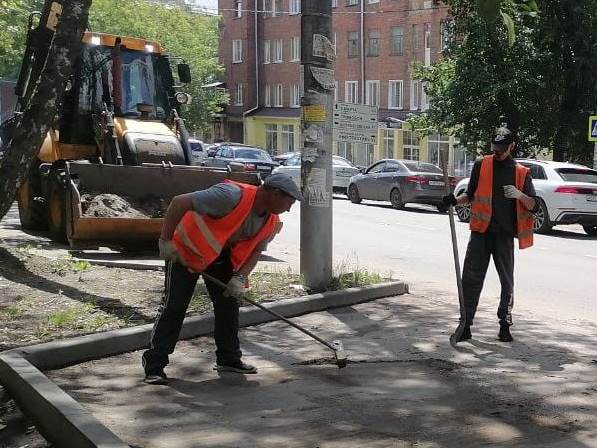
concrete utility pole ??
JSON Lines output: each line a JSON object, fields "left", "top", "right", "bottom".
{"left": 300, "top": 0, "right": 335, "bottom": 292}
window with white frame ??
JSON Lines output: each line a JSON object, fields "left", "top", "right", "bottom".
{"left": 291, "top": 37, "right": 300, "bottom": 61}
{"left": 273, "top": 39, "right": 283, "bottom": 63}
{"left": 411, "top": 24, "right": 420, "bottom": 51}
{"left": 345, "top": 81, "right": 358, "bottom": 104}
{"left": 403, "top": 130, "right": 420, "bottom": 160}
{"left": 410, "top": 80, "right": 421, "bottom": 110}
{"left": 263, "top": 0, "right": 272, "bottom": 16}
{"left": 264, "top": 84, "right": 271, "bottom": 106}
{"left": 274, "top": 83, "right": 283, "bottom": 107}
{"left": 388, "top": 80, "right": 403, "bottom": 109}
{"left": 291, "top": 84, "right": 300, "bottom": 107}
{"left": 234, "top": 0, "right": 242, "bottom": 17}
{"left": 281, "top": 125, "right": 295, "bottom": 151}
{"left": 427, "top": 134, "right": 449, "bottom": 166}
{"left": 234, "top": 83, "right": 243, "bottom": 106}
{"left": 391, "top": 26, "right": 403, "bottom": 55}
{"left": 289, "top": 0, "right": 300, "bottom": 14}
{"left": 383, "top": 129, "right": 395, "bottom": 159}
{"left": 368, "top": 0, "right": 380, "bottom": 4}
{"left": 337, "top": 142, "right": 353, "bottom": 163}
{"left": 232, "top": 39, "right": 242, "bottom": 63}
{"left": 263, "top": 40, "right": 271, "bottom": 64}
{"left": 365, "top": 80, "right": 379, "bottom": 106}
{"left": 266, "top": 124, "right": 278, "bottom": 152}
{"left": 332, "top": 0, "right": 337, "bottom": 7}
{"left": 347, "top": 0, "right": 359, "bottom": 5}
{"left": 273, "top": 0, "right": 282, "bottom": 16}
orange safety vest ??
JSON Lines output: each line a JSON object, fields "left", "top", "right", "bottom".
{"left": 172, "top": 181, "right": 280, "bottom": 273}
{"left": 469, "top": 155, "right": 534, "bottom": 249}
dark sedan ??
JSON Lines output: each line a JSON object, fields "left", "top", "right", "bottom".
{"left": 203, "top": 144, "right": 279, "bottom": 178}
{"left": 347, "top": 159, "right": 456, "bottom": 212}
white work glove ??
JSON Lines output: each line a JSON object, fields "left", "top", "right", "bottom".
{"left": 158, "top": 238, "right": 178, "bottom": 261}
{"left": 503, "top": 185, "right": 524, "bottom": 200}
{"left": 223, "top": 274, "right": 247, "bottom": 299}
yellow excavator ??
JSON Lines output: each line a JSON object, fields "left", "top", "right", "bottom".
{"left": 13, "top": 1, "right": 256, "bottom": 249}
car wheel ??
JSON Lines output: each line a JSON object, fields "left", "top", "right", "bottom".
{"left": 390, "top": 188, "right": 404, "bottom": 210}
{"left": 582, "top": 225, "right": 597, "bottom": 236}
{"left": 436, "top": 204, "right": 448, "bottom": 214}
{"left": 348, "top": 184, "right": 362, "bottom": 204}
{"left": 533, "top": 198, "right": 552, "bottom": 234}
{"left": 455, "top": 204, "right": 470, "bottom": 223}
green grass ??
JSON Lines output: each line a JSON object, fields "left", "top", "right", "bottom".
{"left": 47, "top": 303, "right": 116, "bottom": 331}
{"left": 0, "top": 296, "right": 36, "bottom": 320}
{"left": 51, "top": 256, "right": 92, "bottom": 277}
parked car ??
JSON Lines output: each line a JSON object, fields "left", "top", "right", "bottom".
{"left": 272, "top": 154, "right": 360, "bottom": 194}
{"left": 453, "top": 159, "right": 597, "bottom": 236}
{"left": 347, "top": 159, "right": 456, "bottom": 212}
{"left": 188, "top": 138, "right": 205, "bottom": 166}
{"left": 203, "top": 144, "right": 279, "bottom": 178}
{"left": 274, "top": 151, "right": 300, "bottom": 165}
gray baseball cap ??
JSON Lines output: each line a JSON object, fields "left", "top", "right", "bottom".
{"left": 263, "top": 172, "right": 304, "bottom": 201}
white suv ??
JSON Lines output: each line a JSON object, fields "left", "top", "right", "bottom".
{"left": 454, "top": 159, "right": 597, "bottom": 236}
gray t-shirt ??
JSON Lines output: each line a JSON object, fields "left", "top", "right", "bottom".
{"left": 190, "top": 183, "right": 272, "bottom": 251}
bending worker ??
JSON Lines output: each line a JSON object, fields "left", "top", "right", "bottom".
{"left": 142, "top": 172, "right": 302, "bottom": 384}
{"left": 442, "top": 125, "right": 537, "bottom": 343}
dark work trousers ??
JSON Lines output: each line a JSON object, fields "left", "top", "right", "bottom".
{"left": 461, "top": 231, "right": 515, "bottom": 327}
{"left": 142, "top": 249, "right": 239, "bottom": 374}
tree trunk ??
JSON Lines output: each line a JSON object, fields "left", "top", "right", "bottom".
{"left": 0, "top": 0, "right": 92, "bottom": 221}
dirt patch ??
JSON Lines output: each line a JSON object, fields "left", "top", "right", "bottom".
{"left": 80, "top": 193, "right": 168, "bottom": 218}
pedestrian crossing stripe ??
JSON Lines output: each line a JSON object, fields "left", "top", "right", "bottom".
{"left": 590, "top": 116, "right": 597, "bottom": 142}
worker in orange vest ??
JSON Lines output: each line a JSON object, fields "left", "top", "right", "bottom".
{"left": 142, "top": 173, "right": 302, "bottom": 384}
{"left": 442, "top": 125, "right": 537, "bottom": 343}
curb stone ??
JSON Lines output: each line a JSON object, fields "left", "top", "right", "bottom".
{"left": 0, "top": 280, "right": 408, "bottom": 448}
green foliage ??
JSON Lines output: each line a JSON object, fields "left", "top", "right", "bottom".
{"left": 0, "top": 0, "right": 226, "bottom": 132}
{"left": 418, "top": 0, "right": 597, "bottom": 163}
{"left": 0, "top": 0, "right": 44, "bottom": 79}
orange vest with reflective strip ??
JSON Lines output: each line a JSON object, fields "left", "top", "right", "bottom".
{"left": 469, "top": 156, "right": 534, "bottom": 249}
{"left": 172, "top": 182, "right": 281, "bottom": 272}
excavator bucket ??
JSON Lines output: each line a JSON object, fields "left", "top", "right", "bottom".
{"left": 64, "top": 161, "right": 261, "bottom": 249}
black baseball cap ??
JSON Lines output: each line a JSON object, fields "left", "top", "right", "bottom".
{"left": 490, "top": 125, "right": 516, "bottom": 150}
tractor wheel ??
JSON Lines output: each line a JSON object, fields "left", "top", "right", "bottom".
{"left": 17, "top": 163, "right": 48, "bottom": 230}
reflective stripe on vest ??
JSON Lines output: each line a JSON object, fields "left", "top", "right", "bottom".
{"left": 171, "top": 181, "right": 280, "bottom": 272}
{"left": 469, "top": 156, "right": 534, "bottom": 249}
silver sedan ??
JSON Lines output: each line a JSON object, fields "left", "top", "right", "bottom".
{"left": 347, "top": 159, "right": 455, "bottom": 212}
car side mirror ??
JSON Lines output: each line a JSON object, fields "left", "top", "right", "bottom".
{"left": 178, "top": 63, "right": 192, "bottom": 84}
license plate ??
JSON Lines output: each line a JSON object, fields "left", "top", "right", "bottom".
{"left": 587, "top": 195, "right": 597, "bottom": 202}
{"left": 429, "top": 181, "right": 445, "bottom": 186}
{"left": 258, "top": 165, "right": 271, "bottom": 171}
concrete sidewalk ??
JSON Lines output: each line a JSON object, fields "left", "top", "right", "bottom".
{"left": 46, "top": 287, "right": 597, "bottom": 448}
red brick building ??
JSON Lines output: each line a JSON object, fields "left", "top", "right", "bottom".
{"left": 217, "top": 1, "right": 471, "bottom": 173}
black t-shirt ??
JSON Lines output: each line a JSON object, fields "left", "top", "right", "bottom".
{"left": 466, "top": 156, "right": 537, "bottom": 235}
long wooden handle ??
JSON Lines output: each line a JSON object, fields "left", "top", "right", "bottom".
{"left": 201, "top": 271, "right": 338, "bottom": 352}
{"left": 440, "top": 151, "right": 466, "bottom": 320}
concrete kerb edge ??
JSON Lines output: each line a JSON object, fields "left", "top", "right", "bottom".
{"left": 0, "top": 280, "right": 408, "bottom": 448}
{"left": 0, "top": 352, "right": 128, "bottom": 448}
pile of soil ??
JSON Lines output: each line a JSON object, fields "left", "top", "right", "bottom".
{"left": 80, "top": 193, "right": 168, "bottom": 218}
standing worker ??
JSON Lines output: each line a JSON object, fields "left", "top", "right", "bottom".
{"left": 142, "top": 173, "right": 303, "bottom": 384}
{"left": 442, "top": 125, "right": 537, "bottom": 342}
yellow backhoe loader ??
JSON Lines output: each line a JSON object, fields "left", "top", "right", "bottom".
{"left": 12, "top": 1, "right": 256, "bottom": 249}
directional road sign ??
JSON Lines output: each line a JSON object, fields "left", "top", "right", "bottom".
{"left": 333, "top": 102, "right": 378, "bottom": 145}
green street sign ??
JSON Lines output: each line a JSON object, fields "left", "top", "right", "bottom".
{"left": 589, "top": 115, "right": 597, "bottom": 142}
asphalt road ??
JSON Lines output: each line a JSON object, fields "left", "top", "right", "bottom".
{"left": 268, "top": 196, "right": 597, "bottom": 323}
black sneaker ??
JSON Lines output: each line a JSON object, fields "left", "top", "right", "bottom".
{"left": 456, "top": 325, "right": 472, "bottom": 342}
{"left": 144, "top": 370, "right": 168, "bottom": 385}
{"left": 214, "top": 361, "right": 258, "bottom": 374}
{"left": 498, "top": 325, "right": 513, "bottom": 342}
